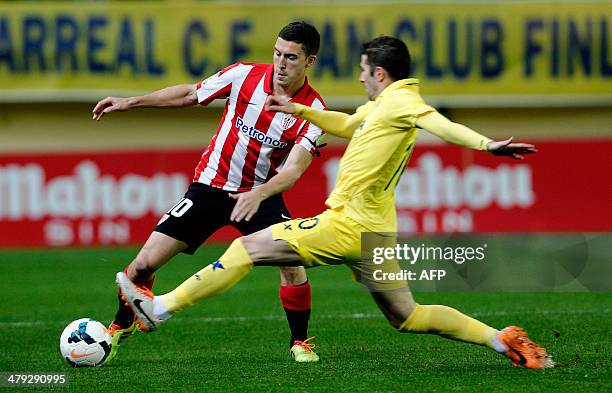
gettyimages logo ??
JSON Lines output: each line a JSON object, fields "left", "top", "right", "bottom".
{"left": 372, "top": 243, "right": 487, "bottom": 265}
{"left": 361, "top": 233, "right": 611, "bottom": 292}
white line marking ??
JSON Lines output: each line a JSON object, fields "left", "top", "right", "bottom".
{"left": 0, "top": 309, "right": 608, "bottom": 328}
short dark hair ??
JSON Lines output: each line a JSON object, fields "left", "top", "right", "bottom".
{"left": 278, "top": 21, "right": 320, "bottom": 57}
{"left": 361, "top": 36, "right": 411, "bottom": 81}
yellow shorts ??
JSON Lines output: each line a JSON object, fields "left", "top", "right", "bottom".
{"left": 271, "top": 208, "right": 407, "bottom": 291}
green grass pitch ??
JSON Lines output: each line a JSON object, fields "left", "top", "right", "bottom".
{"left": 0, "top": 247, "right": 610, "bottom": 392}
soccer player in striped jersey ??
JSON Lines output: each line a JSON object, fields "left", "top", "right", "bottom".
{"left": 92, "top": 21, "right": 324, "bottom": 363}
{"left": 116, "top": 36, "right": 554, "bottom": 369}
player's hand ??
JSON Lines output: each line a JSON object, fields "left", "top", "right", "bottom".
{"left": 92, "top": 97, "right": 130, "bottom": 121}
{"left": 229, "top": 189, "right": 265, "bottom": 222}
{"left": 265, "top": 95, "right": 295, "bottom": 114}
{"left": 486, "top": 137, "right": 538, "bottom": 160}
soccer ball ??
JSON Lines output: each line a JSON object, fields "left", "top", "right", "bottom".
{"left": 59, "top": 318, "right": 112, "bottom": 367}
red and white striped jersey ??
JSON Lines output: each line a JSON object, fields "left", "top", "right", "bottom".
{"left": 193, "top": 62, "right": 326, "bottom": 192}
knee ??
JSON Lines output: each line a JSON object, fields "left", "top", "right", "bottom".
{"left": 239, "top": 228, "right": 298, "bottom": 265}
{"left": 239, "top": 233, "right": 257, "bottom": 253}
{"left": 222, "top": 238, "right": 255, "bottom": 268}
{"left": 279, "top": 266, "right": 307, "bottom": 286}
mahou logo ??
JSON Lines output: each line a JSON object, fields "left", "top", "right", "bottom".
{"left": 323, "top": 153, "right": 535, "bottom": 210}
{"left": 0, "top": 161, "right": 188, "bottom": 220}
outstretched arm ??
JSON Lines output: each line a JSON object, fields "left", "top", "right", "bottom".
{"left": 92, "top": 83, "right": 198, "bottom": 121}
{"left": 265, "top": 95, "right": 365, "bottom": 139}
{"left": 416, "top": 111, "right": 537, "bottom": 159}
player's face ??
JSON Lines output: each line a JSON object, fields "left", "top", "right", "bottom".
{"left": 359, "top": 55, "right": 378, "bottom": 100}
{"left": 273, "top": 37, "right": 315, "bottom": 88}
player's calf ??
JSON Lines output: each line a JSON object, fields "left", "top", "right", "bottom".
{"left": 279, "top": 276, "right": 312, "bottom": 349}
{"left": 126, "top": 231, "right": 187, "bottom": 283}
{"left": 370, "top": 288, "right": 416, "bottom": 329}
{"left": 116, "top": 238, "right": 256, "bottom": 332}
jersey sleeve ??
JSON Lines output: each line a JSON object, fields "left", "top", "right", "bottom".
{"left": 384, "top": 93, "right": 436, "bottom": 130}
{"left": 195, "top": 63, "right": 241, "bottom": 106}
{"left": 295, "top": 97, "right": 326, "bottom": 156}
{"left": 417, "top": 111, "right": 492, "bottom": 150}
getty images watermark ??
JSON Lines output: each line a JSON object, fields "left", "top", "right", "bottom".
{"left": 361, "top": 233, "right": 612, "bottom": 292}
{"left": 371, "top": 243, "right": 487, "bottom": 282}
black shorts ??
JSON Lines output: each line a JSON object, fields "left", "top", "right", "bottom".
{"left": 155, "top": 182, "right": 291, "bottom": 254}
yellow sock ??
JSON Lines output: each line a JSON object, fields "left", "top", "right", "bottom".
{"left": 159, "top": 239, "right": 253, "bottom": 314}
{"left": 399, "top": 304, "right": 497, "bottom": 349}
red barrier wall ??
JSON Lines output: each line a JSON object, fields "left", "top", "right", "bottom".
{"left": 1, "top": 140, "right": 610, "bottom": 247}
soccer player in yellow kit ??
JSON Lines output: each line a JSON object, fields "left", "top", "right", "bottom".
{"left": 117, "top": 36, "right": 554, "bottom": 369}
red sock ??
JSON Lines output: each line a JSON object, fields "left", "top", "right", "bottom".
{"left": 280, "top": 282, "right": 311, "bottom": 346}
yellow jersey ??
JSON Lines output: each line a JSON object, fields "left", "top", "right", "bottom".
{"left": 326, "top": 79, "right": 434, "bottom": 231}
{"left": 293, "top": 78, "right": 490, "bottom": 232}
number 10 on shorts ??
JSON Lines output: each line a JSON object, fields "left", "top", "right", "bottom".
{"left": 158, "top": 198, "right": 193, "bottom": 225}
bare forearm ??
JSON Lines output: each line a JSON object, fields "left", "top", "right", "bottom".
{"left": 127, "top": 84, "right": 197, "bottom": 109}
{"left": 254, "top": 169, "right": 300, "bottom": 200}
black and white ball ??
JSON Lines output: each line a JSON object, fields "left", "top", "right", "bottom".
{"left": 59, "top": 318, "right": 112, "bottom": 367}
